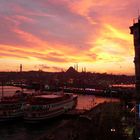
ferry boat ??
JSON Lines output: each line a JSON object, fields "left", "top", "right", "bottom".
{"left": 24, "top": 93, "right": 77, "bottom": 123}
{"left": 0, "top": 90, "right": 28, "bottom": 122}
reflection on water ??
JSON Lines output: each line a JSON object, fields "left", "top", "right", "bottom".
{"left": 0, "top": 86, "right": 119, "bottom": 140}
{"left": 76, "top": 94, "right": 118, "bottom": 110}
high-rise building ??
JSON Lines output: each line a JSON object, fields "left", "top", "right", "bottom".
{"left": 130, "top": 17, "right": 140, "bottom": 139}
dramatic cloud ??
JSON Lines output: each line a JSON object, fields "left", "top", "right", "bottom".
{"left": 0, "top": 0, "right": 139, "bottom": 74}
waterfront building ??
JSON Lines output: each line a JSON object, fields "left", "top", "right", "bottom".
{"left": 130, "top": 17, "right": 140, "bottom": 138}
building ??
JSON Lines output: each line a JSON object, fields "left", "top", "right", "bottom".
{"left": 130, "top": 17, "right": 140, "bottom": 139}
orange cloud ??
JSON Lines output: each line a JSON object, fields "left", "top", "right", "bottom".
{"left": 0, "top": 0, "right": 138, "bottom": 74}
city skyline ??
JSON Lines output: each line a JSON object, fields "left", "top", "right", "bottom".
{"left": 0, "top": 0, "right": 139, "bottom": 75}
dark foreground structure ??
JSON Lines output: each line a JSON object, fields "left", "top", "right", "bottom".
{"left": 39, "top": 102, "right": 132, "bottom": 140}
{"left": 130, "top": 17, "right": 140, "bottom": 139}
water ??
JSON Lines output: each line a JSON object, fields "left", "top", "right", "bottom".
{"left": 0, "top": 86, "right": 119, "bottom": 140}
{"left": 0, "top": 119, "right": 67, "bottom": 140}
{"left": 76, "top": 94, "right": 118, "bottom": 110}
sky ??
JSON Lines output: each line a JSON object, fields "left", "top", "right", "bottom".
{"left": 0, "top": 0, "right": 139, "bottom": 75}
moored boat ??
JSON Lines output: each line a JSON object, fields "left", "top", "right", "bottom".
{"left": 24, "top": 93, "right": 77, "bottom": 123}
{"left": 0, "top": 92, "right": 24, "bottom": 122}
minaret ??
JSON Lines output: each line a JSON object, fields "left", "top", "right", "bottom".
{"left": 20, "top": 64, "right": 22, "bottom": 72}
{"left": 84, "top": 67, "right": 86, "bottom": 72}
{"left": 130, "top": 17, "right": 140, "bottom": 138}
{"left": 76, "top": 64, "right": 78, "bottom": 72}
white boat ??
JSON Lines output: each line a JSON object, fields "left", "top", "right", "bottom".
{"left": 24, "top": 93, "right": 77, "bottom": 123}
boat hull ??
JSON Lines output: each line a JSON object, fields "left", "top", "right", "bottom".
{"left": 24, "top": 95, "right": 77, "bottom": 123}
{"left": 0, "top": 112, "right": 23, "bottom": 122}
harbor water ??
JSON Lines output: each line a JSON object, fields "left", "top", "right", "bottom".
{"left": 0, "top": 86, "right": 118, "bottom": 140}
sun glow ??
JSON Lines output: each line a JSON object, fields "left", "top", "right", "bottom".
{"left": 0, "top": 0, "right": 137, "bottom": 74}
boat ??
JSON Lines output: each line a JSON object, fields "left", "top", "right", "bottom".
{"left": 24, "top": 93, "right": 77, "bottom": 123}
{"left": 0, "top": 91, "right": 25, "bottom": 122}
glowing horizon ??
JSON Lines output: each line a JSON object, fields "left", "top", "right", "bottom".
{"left": 0, "top": 0, "right": 139, "bottom": 75}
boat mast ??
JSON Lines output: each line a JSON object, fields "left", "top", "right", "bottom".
{"left": 20, "top": 64, "right": 24, "bottom": 93}
{"left": 1, "top": 81, "right": 4, "bottom": 97}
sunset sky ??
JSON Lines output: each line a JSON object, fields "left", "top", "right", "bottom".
{"left": 0, "top": 0, "right": 139, "bottom": 75}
